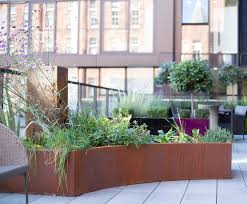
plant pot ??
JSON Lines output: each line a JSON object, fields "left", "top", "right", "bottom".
{"left": 0, "top": 143, "right": 231, "bottom": 196}
{"left": 131, "top": 117, "right": 174, "bottom": 135}
{"left": 175, "top": 118, "right": 209, "bottom": 135}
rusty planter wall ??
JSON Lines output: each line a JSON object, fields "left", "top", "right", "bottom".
{"left": 0, "top": 143, "right": 232, "bottom": 196}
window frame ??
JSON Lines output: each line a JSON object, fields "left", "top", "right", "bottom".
{"left": 181, "top": 0, "right": 209, "bottom": 25}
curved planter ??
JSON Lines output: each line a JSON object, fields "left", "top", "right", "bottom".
{"left": 0, "top": 143, "right": 232, "bottom": 196}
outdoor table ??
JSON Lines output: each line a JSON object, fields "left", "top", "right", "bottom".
{"left": 198, "top": 104, "right": 219, "bottom": 130}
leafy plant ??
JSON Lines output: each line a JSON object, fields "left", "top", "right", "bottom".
{"left": 191, "top": 129, "right": 202, "bottom": 143}
{"left": 202, "top": 128, "right": 232, "bottom": 143}
{"left": 195, "top": 109, "right": 209, "bottom": 119}
{"left": 239, "top": 96, "right": 247, "bottom": 106}
{"left": 112, "top": 108, "right": 129, "bottom": 118}
{"left": 23, "top": 112, "right": 152, "bottom": 185}
{"left": 154, "top": 129, "right": 176, "bottom": 143}
{"left": 116, "top": 93, "right": 171, "bottom": 118}
{"left": 178, "top": 109, "right": 191, "bottom": 118}
{"left": 169, "top": 60, "right": 213, "bottom": 118}
{"left": 223, "top": 101, "right": 237, "bottom": 109}
{"left": 155, "top": 62, "right": 175, "bottom": 85}
{"left": 218, "top": 65, "right": 241, "bottom": 98}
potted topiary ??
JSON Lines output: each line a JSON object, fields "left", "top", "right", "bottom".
{"left": 169, "top": 60, "right": 213, "bottom": 134}
{"left": 218, "top": 64, "right": 241, "bottom": 100}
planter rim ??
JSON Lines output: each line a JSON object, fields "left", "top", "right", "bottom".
{"left": 30, "top": 142, "right": 232, "bottom": 153}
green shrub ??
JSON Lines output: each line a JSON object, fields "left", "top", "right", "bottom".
{"left": 169, "top": 60, "right": 213, "bottom": 117}
{"left": 113, "top": 108, "right": 129, "bottom": 117}
{"left": 117, "top": 93, "right": 171, "bottom": 118}
{"left": 179, "top": 109, "right": 191, "bottom": 118}
{"left": 155, "top": 62, "right": 175, "bottom": 85}
{"left": 23, "top": 112, "right": 152, "bottom": 185}
{"left": 223, "top": 101, "right": 237, "bottom": 109}
{"left": 202, "top": 128, "right": 232, "bottom": 143}
{"left": 195, "top": 109, "right": 209, "bottom": 119}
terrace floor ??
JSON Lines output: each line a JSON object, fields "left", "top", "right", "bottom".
{"left": 1, "top": 137, "right": 247, "bottom": 204}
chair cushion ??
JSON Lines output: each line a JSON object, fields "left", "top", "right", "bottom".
{"left": 0, "top": 165, "right": 27, "bottom": 181}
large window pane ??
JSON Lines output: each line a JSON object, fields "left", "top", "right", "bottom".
{"left": 32, "top": 3, "right": 55, "bottom": 52}
{"left": 56, "top": 1, "right": 79, "bottom": 53}
{"left": 9, "top": 3, "right": 29, "bottom": 54}
{"left": 127, "top": 68, "right": 154, "bottom": 94}
{"left": 86, "top": 68, "right": 99, "bottom": 97}
{"left": 210, "top": 0, "right": 238, "bottom": 59}
{"left": 129, "top": 0, "right": 153, "bottom": 53}
{"left": 182, "top": 0, "right": 209, "bottom": 24}
{"left": 181, "top": 25, "right": 209, "bottom": 60}
{"left": 101, "top": 68, "right": 125, "bottom": 90}
{"left": 0, "top": 4, "right": 8, "bottom": 54}
{"left": 80, "top": 0, "right": 100, "bottom": 55}
{"left": 103, "top": 0, "right": 128, "bottom": 51}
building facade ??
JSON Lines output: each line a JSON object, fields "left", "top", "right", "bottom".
{"left": 0, "top": 0, "right": 245, "bottom": 95}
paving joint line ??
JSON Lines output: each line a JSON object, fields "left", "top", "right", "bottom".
{"left": 179, "top": 180, "right": 190, "bottom": 204}
{"left": 142, "top": 182, "right": 161, "bottom": 204}
{"left": 105, "top": 186, "right": 128, "bottom": 203}
{"left": 216, "top": 179, "right": 218, "bottom": 204}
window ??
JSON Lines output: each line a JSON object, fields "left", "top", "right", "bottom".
{"left": 131, "top": 10, "right": 139, "bottom": 25}
{"left": 88, "top": 37, "right": 98, "bottom": 54}
{"left": 104, "top": 0, "right": 128, "bottom": 51}
{"left": 192, "top": 41, "right": 202, "bottom": 60}
{"left": 0, "top": 4, "right": 8, "bottom": 54}
{"left": 129, "top": 37, "right": 139, "bottom": 52}
{"left": 127, "top": 68, "right": 154, "bottom": 94}
{"left": 56, "top": 1, "right": 79, "bottom": 53}
{"left": 129, "top": 0, "right": 153, "bottom": 53}
{"left": 112, "top": 11, "right": 119, "bottom": 26}
{"left": 111, "top": 0, "right": 119, "bottom": 10}
{"left": 32, "top": 3, "right": 55, "bottom": 52}
{"left": 90, "top": 0, "right": 96, "bottom": 9}
{"left": 181, "top": 25, "right": 209, "bottom": 60}
{"left": 90, "top": 11, "right": 98, "bottom": 26}
{"left": 80, "top": 0, "right": 100, "bottom": 54}
{"left": 101, "top": 68, "right": 125, "bottom": 90}
{"left": 86, "top": 68, "right": 99, "bottom": 97}
{"left": 182, "top": 0, "right": 209, "bottom": 24}
{"left": 9, "top": 4, "right": 29, "bottom": 54}
{"left": 210, "top": 0, "right": 237, "bottom": 55}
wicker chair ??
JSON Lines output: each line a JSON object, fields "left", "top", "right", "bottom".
{"left": 0, "top": 123, "right": 28, "bottom": 204}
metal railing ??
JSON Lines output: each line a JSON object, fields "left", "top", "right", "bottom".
{"left": 68, "top": 81, "right": 126, "bottom": 116}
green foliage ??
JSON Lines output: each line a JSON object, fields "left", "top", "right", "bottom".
{"left": 154, "top": 126, "right": 192, "bottom": 143}
{"left": 169, "top": 60, "right": 213, "bottom": 93}
{"left": 23, "top": 112, "right": 151, "bottom": 185}
{"left": 202, "top": 128, "right": 233, "bottom": 143}
{"left": 239, "top": 96, "right": 247, "bottom": 106}
{"left": 178, "top": 109, "right": 191, "bottom": 118}
{"left": 112, "top": 108, "right": 129, "bottom": 118}
{"left": 146, "top": 100, "right": 171, "bottom": 118}
{"left": 218, "top": 65, "right": 241, "bottom": 87}
{"left": 195, "top": 109, "right": 209, "bottom": 119}
{"left": 223, "top": 101, "right": 237, "bottom": 109}
{"left": 155, "top": 62, "right": 175, "bottom": 85}
{"left": 116, "top": 93, "right": 171, "bottom": 118}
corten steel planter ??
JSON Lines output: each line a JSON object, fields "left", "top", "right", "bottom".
{"left": 0, "top": 143, "right": 232, "bottom": 196}
{"left": 175, "top": 118, "right": 209, "bottom": 135}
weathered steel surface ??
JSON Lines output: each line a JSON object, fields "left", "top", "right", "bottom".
{"left": 0, "top": 143, "right": 232, "bottom": 196}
